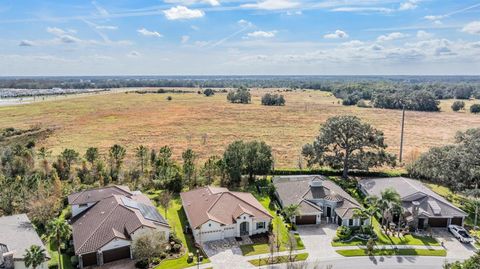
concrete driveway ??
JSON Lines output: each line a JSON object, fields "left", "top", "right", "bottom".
{"left": 432, "top": 228, "right": 477, "bottom": 259}
{"left": 296, "top": 223, "right": 341, "bottom": 260}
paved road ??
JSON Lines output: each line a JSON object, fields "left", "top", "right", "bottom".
{"left": 258, "top": 256, "right": 458, "bottom": 269}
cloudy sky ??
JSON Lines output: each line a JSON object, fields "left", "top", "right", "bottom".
{"left": 1, "top": 0, "right": 480, "bottom": 75}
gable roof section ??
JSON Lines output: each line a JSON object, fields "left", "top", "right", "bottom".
{"left": 360, "top": 177, "right": 467, "bottom": 217}
{"left": 273, "top": 175, "right": 361, "bottom": 216}
{"left": 180, "top": 187, "right": 272, "bottom": 229}
{"left": 0, "top": 214, "right": 50, "bottom": 260}
{"left": 68, "top": 185, "right": 132, "bottom": 205}
{"left": 71, "top": 192, "right": 169, "bottom": 255}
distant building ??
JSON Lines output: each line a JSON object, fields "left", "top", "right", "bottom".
{"left": 359, "top": 177, "right": 468, "bottom": 228}
{"left": 273, "top": 175, "right": 365, "bottom": 226}
{"left": 68, "top": 186, "right": 169, "bottom": 268}
{"left": 0, "top": 214, "right": 50, "bottom": 269}
{"left": 181, "top": 186, "right": 273, "bottom": 243}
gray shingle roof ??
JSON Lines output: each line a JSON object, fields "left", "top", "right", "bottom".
{"left": 360, "top": 177, "right": 467, "bottom": 218}
{"left": 68, "top": 185, "right": 132, "bottom": 205}
{"left": 0, "top": 214, "right": 50, "bottom": 260}
{"left": 273, "top": 175, "right": 361, "bottom": 217}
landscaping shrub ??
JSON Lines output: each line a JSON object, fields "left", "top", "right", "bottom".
{"left": 187, "top": 252, "right": 194, "bottom": 263}
{"left": 451, "top": 100, "right": 465, "bottom": 112}
{"left": 70, "top": 256, "right": 79, "bottom": 267}
{"left": 336, "top": 226, "right": 352, "bottom": 240}
{"left": 135, "top": 259, "right": 149, "bottom": 269}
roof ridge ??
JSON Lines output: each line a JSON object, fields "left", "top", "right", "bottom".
{"left": 77, "top": 199, "right": 121, "bottom": 254}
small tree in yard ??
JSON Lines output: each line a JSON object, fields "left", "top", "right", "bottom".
{"left": 366, "top": 238, "right": 375, "bottom": 256}
{"left": 156, "top": 191, "right": 172, "bottom": 220}
{"left": 132, "top": 230, "right": 167, "bottom": 266}
{"left": 182, "top": 148, "right": 197, "bottom": 189}
{"left": 24, "top": 245, "right": 46, "bottom": 269}
{"left": 451, "top": 101, "right": 465, "bottom": 112}
{"left": 302, "top": 115, "right": 396, "bottom": 178}
{"left": 282, "top": 204, "right": 300, "bottom": 224}
{"left": 287, "top": 233, "right": 297, "bottom": 262}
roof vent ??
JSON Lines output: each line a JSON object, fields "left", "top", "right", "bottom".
{"left": 310, "top": 178, "right": 323, "bottom": 187}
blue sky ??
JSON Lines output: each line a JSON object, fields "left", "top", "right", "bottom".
{"left": 1, "top": 0, "right": 479, "bottom": 75}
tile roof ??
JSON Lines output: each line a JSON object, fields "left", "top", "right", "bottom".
{"left": 360, "top": 177, "right": 467, "bottom": 218}
{"left": 273, "top": 175, "right": 361, "bottom": 216}
{"left": 71, "top": 191, "right": 169, "bottom": 255}
{"left": 180, "top": 186, "right": 273, "bottom": 229}
{"left": 68, "top": 185, "right": 132, "bottom": 205}
{"left": 0, "top": 214, "right": 50, "bottom": 260}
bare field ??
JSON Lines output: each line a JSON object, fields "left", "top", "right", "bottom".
{"left": 0, "top": 89, "right": 479, "bottom": 168}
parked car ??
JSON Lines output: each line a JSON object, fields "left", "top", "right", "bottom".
{"left": 448, "top": 225, "right": 474, "bottom": 243}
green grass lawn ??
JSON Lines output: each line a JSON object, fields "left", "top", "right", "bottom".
{"left": 332, "top": 218, "right": 439, "bottom": 247}
{"left": 336, "top": 248, "right": 446, "bottom": 257}
{"left": 154, "top": 194, "right": 210, "bottom": 269}
{"left": 239, "top": 192, "right": 305, "bottom": 256}
{"left": 248, "top": 253, "right": 309, "bottom": 267}
{"left": 47, "top": 242, "right": 74, "bottom": 269}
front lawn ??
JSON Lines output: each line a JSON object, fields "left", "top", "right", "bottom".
{"left": 332, "top": 218, "right": 439, "bottom": 247}
{"left": 248, "top": 253, "right": 309, "bottom": 267}
{"left": 336, "top": 248, "right": 446, "bottom": 257}
{"left": 154, "top": 194, "right": 210, "bottom": 269}
{"left": 240, "top": 192, "right": 305, "bottom": 256}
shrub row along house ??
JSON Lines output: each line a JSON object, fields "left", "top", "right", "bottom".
{"left": 68, "top": 186, "right": 170, "bottom": 268}
{"left": 273, "top": 175, "right": 365, "bottom": 226}
{"left": 0, "top": 214, "right": 50, "bottom": 269}
{"left": 359, "top": 177, "right": 467, "bottom": 228}
{"left": 180, "top": 186, "right": 273, "bottom": 243}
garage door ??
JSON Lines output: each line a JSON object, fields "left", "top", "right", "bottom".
{"left": 103, "top": 246, "right": 131, "bottom": 263}
{"left": 199, "top": 230, "right": 224, "bottom": 242}
{"left": 82, "top": 252, "right": 97, "bottom": 267}
{"left": 295, "top": 215, "right": 316, "bottom": 225}
{"left": 428, "top": 218, "right": 448, "bottom": 227}
{"left": 451, "top": 217, "right": 463, "bottom": 226}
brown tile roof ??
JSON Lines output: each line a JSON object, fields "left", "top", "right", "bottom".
{"left": 68, "top": 185, "right": 132, "bottom": 205}
{"left": 180, "top": 187, "right": 272, "bottom": 229}
{"left": 71, "top": 192, "right": 169, "bottom": 255}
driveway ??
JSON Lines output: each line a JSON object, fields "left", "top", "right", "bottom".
{"left": 432, "top": 228, "right": 477, "bottom": 259}
{"left": 85, "top": 259, "right": 135, "bottom": 269}
{"left": 296, "top": 223, "right": 341, "bottom": 260}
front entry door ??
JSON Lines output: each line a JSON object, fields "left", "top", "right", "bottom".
{"left": 326, "top": 207, "right": 332, "bottom": 218}
{"left": 240, "top": 222, "right": 249, "bottom": 236}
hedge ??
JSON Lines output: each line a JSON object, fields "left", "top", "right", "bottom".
{"left": 271, "top": 169, "right": 406, "bottom": 178}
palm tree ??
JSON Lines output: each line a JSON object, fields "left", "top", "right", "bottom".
{"left": 46, "top": 219, "right": 72, "bottom": 269}
{"left": 378, "top": 188, "right": 401, "bottom": 231}
{"left": 109, "top": 144, "right": 126, "bottom": 181}
{"left": 135, "top": 145, "right": 148, "bottom": 175}
{"left": 24, "top": 245, "right": 46, "bottom": 269}
{"left": 282, "top": 204, "right": 300, "bottom": 224}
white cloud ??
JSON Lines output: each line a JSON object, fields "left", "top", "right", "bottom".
{"left": 46, "top": 27, "right": 68, "bottom": 36}
{"left": 164, "top": 0, "right": 220, "bottom": 6}
{"left": 127, "top": 51, "right": 141, "bottom": 57}
{"left": 19, "top": 40, "right": 35, "bottom": 47}
{"left": 341, "top": 40, "right": 364, "bottom": 47}
{"left": 92, "top": 1, "right": 109, "bottom": 17}
{"left": 137, "top": 28, "right": 163, "bottom": 37}
{"left": 416, "top": 30, "right": 433, "bottom": 39}
{"left": 377, "top": 32, "right": 408, "bottom": 42}
{"left": 286, "top": 10, "right": 302, "bottom": 16}
{"left": 323, "top": 30, "right": 348, "bottom": 39}
{"left": 96, "top": 25, "right": 118, "bottom": 30}
{"left": 191, "top": 25, "right": 200, "bottom": 31}
{"left": 181, "top": 35, "right": 190, "bottom": 43}
{"left": 462, "top": 21, "right": 480, "bottom": 35}
{"left": 424, "top": 15, "right": 443, "bottom": 21}
{"left": 60, "top": 35, "right": 80, "bottom": 43}
{"left": 238, "top": 19, "right": 253, "bottom": 27}
{"left": 163, "top": 6, "right": 204, "bottom": 20}
{"left": 241, "top": 0, "right": 299, "bottom": 10}
{"left": 399, "top": 0, "right": 418, "bottom": 11}
{"left": 246, "top": 30, "right": 277, "bottom": 38}
{"left": 331, "top": 7, "right": 393, "bottom": 13}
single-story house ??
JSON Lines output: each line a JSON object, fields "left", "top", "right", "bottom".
{"left": 181, "top": 186, "right": 273, "bottom": 243}
{"left": 69, "top": 186, "right": 170, "bottom": 268}
{"left": 273, "top": 175, "right": 366, "bottom": 227}
{"left": 0, "top": 214, "right": 50, "bottom": 269}
{"left": 359, "top": 177, "right": 468, "bottom": 228}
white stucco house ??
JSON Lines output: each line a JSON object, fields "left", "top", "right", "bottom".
{"left": 180, "top": 186, "right": 273, "bottom": 243}
{"left": 273, "top": 175, "right": 366, "bottom": 227}
{"left": 68, "top": 186, "right": 170, "bottom": 268}
{"left": 0, "top": 214, "right": 50, "bottom": 269}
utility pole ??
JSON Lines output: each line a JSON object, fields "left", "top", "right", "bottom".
{"left": 399, "top": 105, "right": 406, "bottom": 164}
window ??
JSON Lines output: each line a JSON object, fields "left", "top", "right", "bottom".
{"left": 79, "top": 204, "right": 88, "bottom": 208}
{"left": 256, "top": 222, "right": 265, "bottom": 230}
{"left": 208, "top": 223, "right": 211, "bottom": 227}
{"left": 348, "top": 219, "right": 354, "bottom": 226}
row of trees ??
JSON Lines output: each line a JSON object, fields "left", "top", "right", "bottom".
{"left": 261, "top": 93, "right": 286, "bottom": 106}
{"left": 451, "top": 101, "right": 480, "bottom": 113}
{"left": 371, "top": 90, "right": 440, "bottom": 112}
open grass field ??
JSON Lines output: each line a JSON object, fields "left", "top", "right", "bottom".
{"left": 1, "top": 88, "right": 479, "bottom": 167}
